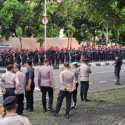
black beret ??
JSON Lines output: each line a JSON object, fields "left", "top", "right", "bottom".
{"left": 3, "top": 96, "right": 16, "bottom": 107}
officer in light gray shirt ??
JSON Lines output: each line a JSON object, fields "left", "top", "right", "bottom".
{"left": 14, "top": 64, "right": 26, "bottom": 115}
{"left": 79, "top": 57, "right": 91, "bottom": 102}
{"left": 1, "top": 64, "right": 16, "bottom": 99}
{"left": 38, "top": 58, "right": 54, "bottom": 112}
{"left": 71, "top": 63, "right": 79, "bottom": 109}
{"left": 54, "top": 63, "right": 75, "bottom": 119}
{"left": 0, "top": 96, "right": 32, "bottom": 125}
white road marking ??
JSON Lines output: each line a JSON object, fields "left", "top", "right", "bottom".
{"left": 89, "top": 82, "right": 93, "bottom": 85}
{"left": 99, "top": 81, "right": 107, "bottom": 83}
{"left": 112, "top": 80, "right": 116, "bottom": 82}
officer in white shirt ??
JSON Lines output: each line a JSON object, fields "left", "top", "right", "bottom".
{"left": 54, "top": 63, "right": 75, "bottom": 119}
{"left": 14, "top": 64, "right": 26, "bottom": 115}
{"left": 71, "top": 63, "right": 79, "bottom": 109}
{"left": 38, "top": 58, "right": 54, "bottom": 112}
{"left": 79, "top": 57, "right": 91, "bottom": 102}
{"left": 1, "top": 64, "right": 16, "bottom": 99}
{"left": 0, "top": 96, "right": 32, "bottom": 125}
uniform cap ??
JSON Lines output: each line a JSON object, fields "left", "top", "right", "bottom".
{"left": 3, "top": 96, "right": 16, "bottom": 108}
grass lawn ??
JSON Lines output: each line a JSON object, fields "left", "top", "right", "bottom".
{"left": 24, "top": 88, "right": 125, "bottom": 125}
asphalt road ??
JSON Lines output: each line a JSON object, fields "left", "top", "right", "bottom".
{"left": 89, "top": 64, "right": 125, "bottom": 91}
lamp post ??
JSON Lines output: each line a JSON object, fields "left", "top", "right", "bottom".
{"left": 0, "top": 26, "right": 2, "bottom": 39}
{"left": 42, "top": 0, "right": 63, "bottom": 59}
{"left": 106, "top": 24, "right": 109, "bottom": 45}
{"left": 43, "top": 0, "right": 47, "bottom": 59}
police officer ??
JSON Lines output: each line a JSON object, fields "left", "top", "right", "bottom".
{"left": 114, "top": 56, "right": 122, "bottom": 85}
{"left": 25, "top": 60, "right": 35, "bottom": 112}
{"left": 14, "top": 64, "right": 26, "bottom": 115}
{"left": 0, "top": 96, "right": 32, "bottom": 125}
{"left": 38, "top": 58, "right": 54, "bottom": 112}
{"left": 79, "top": 57, "right": 91, "bottom": 102}
{"left": 1, "top": 64, "right": 16, "bottom": 100}
{"left": 71, "top": 63, "right": 79, "bottom": 109}
{"left": 15, "top": 52, "right": 21, "bottom": 65}
{"left": 54, "top": 63, "right": 75, "bottom": 119}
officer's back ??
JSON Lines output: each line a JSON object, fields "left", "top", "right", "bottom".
{"left": 0, "top": 96, "right": 32, "bottom": 125}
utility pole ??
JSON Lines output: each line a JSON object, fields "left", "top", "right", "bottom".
{"left": 106, "top": 24, "right": 109, "bottom": 45}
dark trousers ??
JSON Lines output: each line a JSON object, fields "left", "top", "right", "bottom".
{"left": 80, "top": 81, "right": 89, "bottom": 101}
{"left": 72, "top": 83, "right": 78, "bottom": 106}
{"left": 114, "top": 68, "right": 121, "bottom": 84}
{"left": 25, "top": 89, "right": 34, "bottom": 111}
{"left": 16, "top": 94, "right": 24, "bottom": 115}
{"left": 40, "top": 87, "right": 53, "bottom": 112}
{"left": 3, "top": 88, "right": 15, "bottom": 100}
{"left": 55, "top": 90, "right": 72, "bottom": 115}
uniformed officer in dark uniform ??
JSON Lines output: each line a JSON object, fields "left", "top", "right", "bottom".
{"left": 25, "top": 60, "right": 35, "bottom": 112}
{"left": 114, "top": 56, "right": 122, "bottom": 85}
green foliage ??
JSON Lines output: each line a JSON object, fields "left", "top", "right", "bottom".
{"left": 16, "top": 26, "right": 23, "bottom": 37}
{"left": 47, "top": 24, "right": 59, "bottom": 37}
{"left": 66, "top": 24, "right": 75, "bottom": 38}
{"left": 37, "top": 36, "right": 44, "bottom": 47}
{"left": 34, "top": 24, "right": 44, "bottom": 38}
{"left": 0, "top": 0, "right": 125, "bottom": 44}
{"left": 16, "top": 26, "right": 23, "bottom": 48}
{"left": 0, "top": 0, "right": 32, "bottom": 38}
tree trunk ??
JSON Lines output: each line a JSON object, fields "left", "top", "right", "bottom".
{"left": 19, "top": 37, "right": 22, "bottom": 49}
{"left": 40, "top": 40, "right": 43, "bottom": 48}
{"left": 93, "top": 30, "right": 96, "bottom": 47}
{"left": 67, "top": 36, "right": 70, "bottom": 49}
{"left": 70, "top": 33, "right": 73, "bottom": 49}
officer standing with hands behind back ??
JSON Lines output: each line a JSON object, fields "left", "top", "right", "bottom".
{"left": 54, "top": 63, "right": 75, "bottom": 119}
{"left": 79, "top": 57, "right": 91, "bottom": 102}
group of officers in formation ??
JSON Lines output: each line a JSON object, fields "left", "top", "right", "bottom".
{"left": 0, "top": 55, "right": 92, "bottom": 124}
{"left": 0, "top": 45, "right": 123, "bottom": 125}
{"left": 0, "top": 45, "right": 125, "bottom": 67}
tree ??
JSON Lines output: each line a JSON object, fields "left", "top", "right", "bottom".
{"left": 35, "top": 24, "right": 44, "bottom": 47}
{"left": 37, "top": 36, "right": 44, "bottom": 47}
{"left": 0, "top": 0, "right": 33, "bottom": 39}
{"left": 16, "top": 26, "right": 23, "bottom": 49}
{"left": 51, "top": 0, "right": 79, "bottom": 30}
{"left": 64, "top": 24, "right": 75, "bottom": 48}
{"left": 81, "top": 0, "right": 125, "bottom": 44}
{"left": 0, "top": 0, "right": 125, "bottom": 45}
